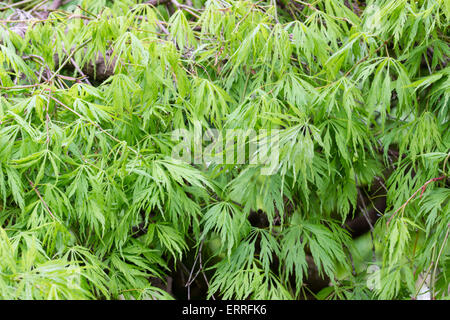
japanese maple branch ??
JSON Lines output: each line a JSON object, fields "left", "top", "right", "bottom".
{"left": 26, "top": 176, "right": 56, "bottom": 220}
{"left": 45, "top": 94, "right": 140, "bottom": 156}
{"left": 386, "top": 175, "right": 446, "bottom": 227}
{"left": 185, "top": 239, "right": 215, "bottom": 300}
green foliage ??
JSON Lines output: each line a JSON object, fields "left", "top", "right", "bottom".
{"left": 0, "top": 0, "right": 449, "bottom": 300}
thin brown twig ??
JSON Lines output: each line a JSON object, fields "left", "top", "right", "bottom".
{"left": 386, "top": 175, "right": 446, "bottom": 227}
{"left": 357, "top": 190, "right": 374, "bottom": 231}
{"left": 61, "top": 47, "right": 92, "bottom": 85}
{"left": 0, "top": 17, "right": 60, "bottom": 23}
{"left": 24, "top": 54, "right": 88, "bottom": 83}
{"left": 144, "top": 0, "right": 171, "bottom": 6}
{"left": 46, "top": 39, "right": 91, "bottom": 83}
{"left": 184, "top": 240, "right": 215, "bottom": 300}
{"left": 0, "top": 83, "right": 43, "bottom": 90}
{"left": 185, "top": 241, "right": 202, "bottom": 300}
{"left": 26, "top": 176, "right": 56, "bottom": 220}
{"left": 198, "top": 241, "right": 215, "bottom": 300}
{"left": 170, "top": 0, "right": 200, "bottom": 18}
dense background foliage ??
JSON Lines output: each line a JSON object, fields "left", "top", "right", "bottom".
{"left": 0, "top": 0, "right": 448, "bottom": 300}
